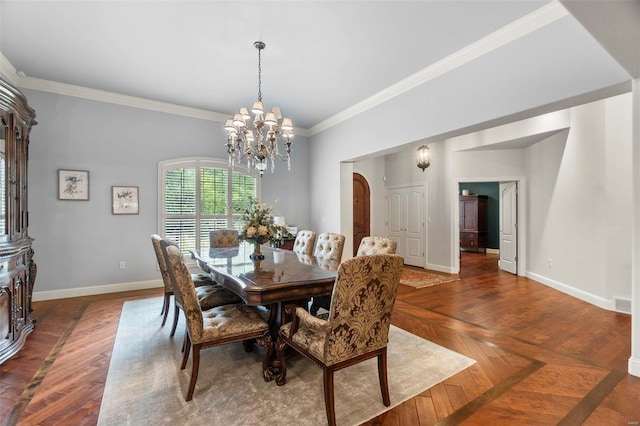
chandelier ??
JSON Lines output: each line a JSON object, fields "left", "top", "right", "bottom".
{"left": 225, "top": 41, "right": 293, "bottom": 177}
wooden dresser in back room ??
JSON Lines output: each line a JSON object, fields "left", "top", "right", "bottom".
{"left": 459, "top": 194, "right": 487, "bottom": 253}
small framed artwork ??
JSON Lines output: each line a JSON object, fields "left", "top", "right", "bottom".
{"left": 112, "top": 186, "right": 139, "bottom": 215}
{"left": 58, "top": 169, "right": 90, "bottom": 200}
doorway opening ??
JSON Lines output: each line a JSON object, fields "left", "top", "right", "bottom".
{"left": 456, "top": 179, "right": 522, "bottom": 275}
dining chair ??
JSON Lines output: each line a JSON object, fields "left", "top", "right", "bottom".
{"left": 276, "top": 254, "right": 404, "bottom": 426}
{"left": 163, "top": 243, "right": 272, "bottom": 401}
{"left": 356, "top": 236, "right": 398, "bottom": 256}
{"left": 151, "top": 235, "right": 242, "bottom": 332}
{"left": 309, "top": 233, "right": 345, "bottom": 315}
{"left": 292, "top": 230, "right": 317, "bottom": 256}
{"left": 209, "top": 229, "right": 239, "bottom": 248}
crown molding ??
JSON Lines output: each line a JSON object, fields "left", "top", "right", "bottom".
{"left": 0, "top": 52, "right": 19, "bottom": 86}
{"left": 1, "top": 1, "right": 566, "bottom": 139}
{"left": 12, "top": 73, "right": 312, "bottom": 136}
{"left": 17, "top": 75, "right": 231, "bottom": 122}
{"left": 307, "top": 1, "right": 569, "bottom": 136}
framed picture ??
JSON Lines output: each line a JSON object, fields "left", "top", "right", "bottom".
{"left": 112, "top": 186, "right": 139, "bottom": 215}
{"left": 58, "top": 169, "right": 90, "bottom": 200}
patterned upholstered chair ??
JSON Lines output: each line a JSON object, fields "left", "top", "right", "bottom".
{"left": 163, "top": 243, "right": 271, "bottom": 401}
{"left": 209, "top": 229, "right": 239, "bottom": 248}
{"left": 356, "top": 236, "right": 398, "bottom": 256}
{"left": 151, "top": 235, "right": 242, "bottom": 332}
{"left": 292, "top": 230, "right": 317, "bottom": 256}
{"left": 276, "top": 254, "right": 404, "bottom": 426}
{"left": 309, "top": 233, "right": 345, "bottom": 315}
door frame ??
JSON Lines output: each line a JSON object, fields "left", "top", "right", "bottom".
{"left": 453, "top": 176, "right": 527, "bottom": 276}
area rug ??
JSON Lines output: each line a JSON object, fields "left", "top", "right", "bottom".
{"left": 98, "top": 297, "right": 475, "bottom": 426}
{"left": 400, "top": 267, "right": 459, "bottom": 289}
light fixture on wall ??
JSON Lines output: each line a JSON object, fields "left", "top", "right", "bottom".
{"left": 416, "top": 145, "right": 431, "bottom": 171}
{"left": 224, "top": 41, "right": 294, "bottom": 177}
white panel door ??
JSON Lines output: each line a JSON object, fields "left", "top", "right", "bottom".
{"left": 499, "top": 181, "right": 517, "bottom": 274}
{"left": 387, "top": 186, "right": 425, "bottom": 267}
{"left": 387, "top": 190, "right": 404, "bottom": 256}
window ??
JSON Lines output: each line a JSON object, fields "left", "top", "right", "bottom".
{"left": 159, "top": 158, "right": 259, "bottom": 256}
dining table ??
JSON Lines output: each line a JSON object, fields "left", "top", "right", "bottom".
{"left": 191, "top": 242, "right": 339, "bottom": 381}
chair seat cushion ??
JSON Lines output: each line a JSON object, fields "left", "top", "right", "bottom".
{"left": 195, "top": 284, "right": 243, "bottom": 309}
{"left": 281, "top": 322, "right": 326, "bottom": 361}
{"left": 191, "top": 273, "right": 214, "bottom": 287}
{"left": 200, "top": 304, "right": 269, "bottom": 342}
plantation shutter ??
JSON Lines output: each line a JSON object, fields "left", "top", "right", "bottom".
{"left": 164, "top": 167, "right": 197, "bottom": 254}
{"left": 199, "top": 167, "right": 229, "bottom": 249}
{"left": 160, "top": 158, "right": 258, "bottom": 257}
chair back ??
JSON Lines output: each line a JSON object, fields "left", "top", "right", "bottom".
{"left": 151, "top": 234, "right": 173, "bottom": 293}
{"left": 292, "top": 230, "right": 317, "bottom": 255}
{"left": 164, "top": 243, "right": 204, "bottom": 341}
{"left": 313, "top": 233, "right": 345, "bottom": 263}
{"left": 210, "top": 229, "right": 239, "bottom": 248}
{"left": 325, "top": 254, "right": 403, "bottom": 364}
{"left": 356, "top": 236, "right": 397, "bottom": 256}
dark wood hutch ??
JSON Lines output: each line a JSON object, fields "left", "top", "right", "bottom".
{"left": 459, "top": 194, "right": 487, "bottom": 253}
{"left": 0, "top": 78, "right": 37, "bottom": 364}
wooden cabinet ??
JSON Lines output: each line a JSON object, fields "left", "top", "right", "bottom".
{"left": 460, "top": 195, "right": 487, "bottom": 252}
{"left": 0, "top": 79, "right": 37, "bottom": 365}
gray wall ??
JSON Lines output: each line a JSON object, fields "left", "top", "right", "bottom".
{"left": 26, "top": 89, "right": 310, "bottom": 295}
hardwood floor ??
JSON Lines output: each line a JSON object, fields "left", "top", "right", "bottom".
{"left": 2, "top": 252, "right": 639, "bottom": 425}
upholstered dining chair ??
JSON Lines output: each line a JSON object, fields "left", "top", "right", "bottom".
{"left": 276, "top": 254, "right": 404, "bottom": 426}
{"left": 151, "top": 234, "right": 242, "bottom": 332}
{"left": 309, "top": 233, "right": 345, "bottom": 315}
{"left": 356, "top": 236, "right": 398, "bottom": 256}
{"left": 209, "top": 229, "right": 239, "bottom": 248}
{"left": 292, "top": 230, "right": 317, "bottom": 256}
{"left": 163, "top": 243, "right": 272, "bottom": 401}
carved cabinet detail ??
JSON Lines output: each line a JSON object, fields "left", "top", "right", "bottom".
{"left": 0, "top": 78, "right": 37, "bottom": 364}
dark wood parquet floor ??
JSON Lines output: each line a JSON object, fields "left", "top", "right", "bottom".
{"left": 1, "top": 251, "right": 639, "bottom": 425}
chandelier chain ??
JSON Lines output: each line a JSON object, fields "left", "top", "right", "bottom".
{"left": 257, "top": 45, "right": 262, "bottom": 101}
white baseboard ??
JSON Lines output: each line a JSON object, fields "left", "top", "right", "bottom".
{"left": 526, "top": 272, "right": 616, "bottom": 312}
{"left": 629, "top": 357, "right": 640, "bottom": 377}
{"left": 33, "top": 279, "right": 163, "bottom": 302}
{"left": 425, "top": 263, "right": 457, "bottom": 274}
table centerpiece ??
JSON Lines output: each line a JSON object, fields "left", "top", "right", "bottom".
{"left": 239, "top": 198, "right": 279, "bottom": 260}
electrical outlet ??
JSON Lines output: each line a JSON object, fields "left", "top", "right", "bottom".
{"left": 119, "top": 261, "right": 126, "bottom": 270}
{"left": 547, "top": 258, "right": 552, "bottom": 268}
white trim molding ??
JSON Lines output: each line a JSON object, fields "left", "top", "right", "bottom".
{"left": 527, "top": 272, "right": 617, "bottom": 312}
{"left": 32, "top": 279, "right": 162, "bottom": 302}
{"left": 0, "top": 2, "right": 566, "bottom": 139}
{"left": 308, "top": 1, "right": 569, "bottom": 136}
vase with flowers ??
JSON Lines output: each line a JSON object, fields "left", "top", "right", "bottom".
{"left": 239, "top": 197, "right": 277, "bottom": 260}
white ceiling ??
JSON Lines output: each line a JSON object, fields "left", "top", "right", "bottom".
{"left": 0, "top": 1, "right": 635, "bottom": 133}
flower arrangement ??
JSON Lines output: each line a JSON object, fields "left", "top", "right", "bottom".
{"left": 239, "top": 198, "right": 277, "bottom": 259}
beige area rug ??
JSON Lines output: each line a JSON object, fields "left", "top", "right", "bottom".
{"left": 98, "top": 297, "right": 475, "bottom": 426}
{"left": 400, "top": 267, "right": 460, "bottom": 289}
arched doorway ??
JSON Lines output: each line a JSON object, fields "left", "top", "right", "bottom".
{"left": 353, "top": 173, "right": 370, "bottom": 256}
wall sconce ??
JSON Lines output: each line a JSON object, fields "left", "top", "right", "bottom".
{"left": 416, "top": 145, "right": 431, "bottom": 172}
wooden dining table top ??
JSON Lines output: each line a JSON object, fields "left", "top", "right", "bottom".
{"left": 192, "top": 243, "right": 339, "bottom": 306}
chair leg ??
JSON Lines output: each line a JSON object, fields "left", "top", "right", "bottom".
{"left": 323, "top": 367, "right": 337, "bottom": 426}
{"left": 377, "top": 348, "right": 391, "bottom": 406}
{"left": 181, "top": 334, "right": 191, "bottom": 370}
{"left": 170, "top": 301, "right": 179, "bottom": 337}
{"left": 161, "top": 292, "right": 170, "bottom": 326}
{"left": 186, "top": 344, "right": 200, "bottom": 401}
{"left": 309, "top": 301, "right": 320, "bottom": 316}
